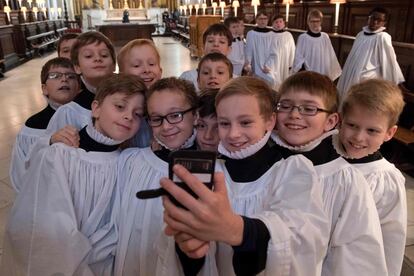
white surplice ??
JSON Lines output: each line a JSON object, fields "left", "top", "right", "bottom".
{"left": 227, "top": 38, "right": 246, "bottom": 76}
{"left": 1, "top": 127, "right": 121, "bottom": 276}
{"left": 337, "top": 26, "right": 405, "bottom": 98}
{"left": 270, "top": 30, "right": 295, "bottom": 90}
{"left": 292, "top": 32, "right": 342, "bottom": 81}
{"left": 180, "top": 69, "right": 199, "bottom": 92}
{"left": 272, "top": 130, "right": 388, "bottom": 276}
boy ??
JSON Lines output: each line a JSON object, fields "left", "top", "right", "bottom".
{"left": 9, "top": 57, "right": 80, "bottom": 192}
{"left": 117, "top": 38, "right": 164, "bottom": 147}
{"left": 180, "top": 23, "right": 233, "bottom": 91}
{"left": 46, "top": 31, "right": 116, "bottom": 145}
{"left": 272, "top": 71, "right": 388, "bottom": 276}
{"left": 224, "top": 17, "right": 245, "bottom": 76}
{"left": 162, "top": 77, "right": 328, "bottom": 275}
{"left": 270, "top": 14, "right": 295, "bottom": 90}
{"left": 292, "top": 9, "right": 341, "bottom": 81}
{"left": 244, "top": 11, "right": 277, "bottom": 87}
{"left": 197, "top": 52, "right": 233, "bottom": 90}
{"left": 2, "top": 74, "right": 146, "bottom": 275}
{"left": 196, "top": 88, "right": 220, "bottom": 151}
{"left": 57, "top": 33, "right": 79, "bottom": 59}
{"left": 337, "top": 79, "right": 406, "bottom": 276}
{"left": 337, "top": 7, "right": 404, "bottom": 97}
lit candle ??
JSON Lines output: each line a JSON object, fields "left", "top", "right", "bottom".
{"left": 219, "top": 1, "right": 225, "bottom": 17}
{"left": 27, "top": 0, "right": 32, "bottom": 7}
{"left": 195, "top": 4, "right": 199, "bottom": 15}
{"left": 18, "top": 0, "right": 22, "bottom": 8}
{"left": 188, "top": 4, "right": 192, "bottom": 15}
{"left": 21, "top": 6, "right": 27, "bottom": 20}
{"left": 4, "top": 6, "right": 11, "bottom": 23}
{"left": 202, "top": 3, "right": 206, "bottom": 15}
{"left": 212, "top": 2, "right": 217, "bottom": 15}
{"left": 50, "top": 7, "right": 55, "bottom": 19}
{"left": 57, "top": 7, "right": 62, "bottom": 17}
{"left": 42, "top": 7, "right": 47, "bottom": 18}
{"left": 251, "top": 0, "right": 260, "bottom": 17}
{"left": 32, "top": 7, "right": 38, "bottom": 20}
{"left": 232, "top": 0, "right": 239, "bottom": 17}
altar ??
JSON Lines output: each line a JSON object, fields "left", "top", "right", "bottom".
{"left": 105, "top": 8, "right": 148, "bottom": 22}
{"left": 95, "top": 23, "right": 156, "bottom": 46}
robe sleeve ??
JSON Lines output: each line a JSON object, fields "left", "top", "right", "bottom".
{"left": 255, "top": 155, "right": 329, "bottom": 276}
{"left": 379, "top": 33, "right": 405, "bottom": 84}
{"left": 245, "top": 31, "right": 253, "bottom": 66}
{"left": 232, "top": 216, "right": 270, "bottom": 275}
{"left": 292, "top": 34, "right": 306, "bottom": 74}
{"left": 2, "top": 145, "right": 94, "bottom": 275}
{"left": 367, "top": 168, "right": 407, "bottom": 276}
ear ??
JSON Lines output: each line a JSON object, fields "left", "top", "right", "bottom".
{"left": 74, "top": 64, "right": 82, "bottom": 75}
{"left": 265, "top": 112, "right": 277, "bottom": 131}
{"left": 41, "top": 83, "right": 49, "bottom": 97}
{"left": 383, "top": 125, "right": 398, "bottom": 142}
{"left": 91, "top": 100, "right": 100, "bottom": 120}
{"left": 324, "top": 112, "right": 339, "bottom": 132}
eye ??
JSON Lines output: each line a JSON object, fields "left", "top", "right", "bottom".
{"left": 240, "top": 120, "right": 252, "bottom": 127}
{"left": 367, "top": 128, "right": 380, "bottom": 134}
{"left": 196, "top": 123, "right": 206, "bottom": 130}
{"left": 345, "top": 122, "right": 357, "bottom": 129}
{"left": 302, "top": 105, "right": 317, "bottom": 113}
{"left": 149, "top": 117, "right": 162, "bottom": 124}
{"left": 134, "top": 112, "right": 143, "bottom": 118}
{"left": 218, "top": 121, "right": 230, "bottom": 127}
{"left": 168, "top": 112, "right": 182, "bottom": 120}
{"left": 115, "top": 104, "right": 124, "bottom": 110}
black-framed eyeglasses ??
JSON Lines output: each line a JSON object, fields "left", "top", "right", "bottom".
{"left": 368, "top": 15, "right": 386, "bottom": 22}
{"left": 47, "top": 72, "right": 78, "bottom": 80}
{"left": 147, "top": 107, "right": 195, "bottom": 127}
{"left": 276, "top": 102, "right": 331, "bottom": 116}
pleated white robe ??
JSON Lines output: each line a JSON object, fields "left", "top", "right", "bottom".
{"left": 352, "top": 158, "right": 407, "bottom": 276}
{"left": 245, "top": 29, "right": 277, "bottom": 87}
{"left": 227, "top": 39, "right": 246, "bottom": 76}
{"left": 337, "top": 26, "right": 405, "bottom": 98}
{"left": 214, "top": 154, "right": 329, "bottom": 276}
{"left": 180, "top": 69, "right": 199, "bottom": 92}
{"left": 1, "top": 142, "right": 120, "bottom": 275}
{"left": 270, "top": 30, "right": 295, "bottom": 90}
{"left": 292, "top": 32, "right": 342, "bottom": 81}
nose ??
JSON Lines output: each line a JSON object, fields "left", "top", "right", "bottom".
{"left": 288, "top": 106, "right": 302, "bottom": 118}
{"left": 352, "top": 130, "right": 364, "bottom": 141}
{"left": 160, "top": 118, "right": 174, "bottom": 130}
{"left": 203, "top": 127, "right": 214, "bottom": 140}
{"left": 94, "top": 55, "right": 102, "bottom": 62}
{"left": 123, "top": 111, "right": 133, "bottom": 121}
{"left": 228, "top": 125, "right": 241, "bottom": 139}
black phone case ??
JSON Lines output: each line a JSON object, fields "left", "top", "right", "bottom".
{"left": 168, "top": 150, "right": 216, "bottom": 208}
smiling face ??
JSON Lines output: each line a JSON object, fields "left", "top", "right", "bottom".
{"left": 147, "top": 90, "right": 196, "bottom": 150}
{"left": 203, "top": 34, "right": 231, "bottom": 56}
{"left": 198, "top": 60, "right": 231, "bottom": 90}
{"left": 339, "top": 104, "right": 396, "bottom": 158}
{"left": 276, "top": 90, "right": 338, "bottom": 147}
{"left": 121, "top": 44, "right": 163, "bottom": 88}
{"left": 196, "top": 115, "right": 219, "bottom": 151}
{"left": 217, "top": 94, "right": 275, "bottom": 152}
{"left": 42, "top": 65, "right": 80, "bottom": 105}
{"left": 92, "top": 92, "right": 144, "bottom": 141}
{"left": 75, "top": 42, "right": 115, "bottom": 86}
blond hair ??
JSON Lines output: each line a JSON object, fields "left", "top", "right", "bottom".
{"left": 278, "top": 71, "right": 338, "bottom": 112}
{"left": 216, "top": 76, "right": 276, "bottom": 120}
{"left": 307, "top": 9, "right": 323, "bottom": 22}
{"left": 117, "top": 39, "right": 161, "bottom": 72}
{"left": 340, "top": 79, "right": 405, "bottom": 127}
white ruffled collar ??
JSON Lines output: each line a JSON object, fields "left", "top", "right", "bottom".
{"left": 45, "top": 96, "right": 61, "bottom": 110}
{"left": 154, "top": 129, "right": 197, "bottom": 151}
{"left": 271, "top": 129, "right": 338, "bottom": 152}
{"left": 86, "top": 123, "right": 125, "bottom": 145}
{"left": 218, "top": 131, "right": 271, "bottom": 160}
{"left": 363, "top": 26, "right": 386, "bottom": 34}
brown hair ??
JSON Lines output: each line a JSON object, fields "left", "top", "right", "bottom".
{"left": 202, "top": 23, "right": 233, "bottom": 47}
{"left": 224, "top": 17, "right": 240, "bottom": 28}
{"left": 271, "top": 14, "right": 284, "bottom": 23}
{"left": 256, "top": 10, "right": 268, "bottom": 19}
{"left": 197, "top": 52, "right": 233, "bottom": 78}
{"left": 198, "top": 88, "right": 219, "bottom": 118}
{"left": 147, "top": 77, "right": 198, "bottom": 114}
{"left": 41, "top": 57, "right": 77, "bottom": 84}
{"left": 57, "top": 33, "right": 79, "bottom": 55}
{"left": 307, "top": 9, "right": 323, "bottom": 22}
{"left": 94, "top": 73, "right": 147, "bottom": 104}
{"left": 278, "top": 71, "right": 338, "bottom": 112}
{"left": 70, "top": 31, "right": 115, "bottom": 66}
{"left": 340, "top": 79, "right": 404, "bottom": 127}
{"left": 216, "top": 76, "right": 276, "bottom": 120}
{"left": 117, "top": 39, "right": 161, "bottom": 72}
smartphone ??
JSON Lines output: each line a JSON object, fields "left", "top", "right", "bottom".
{"left": 168, "top": 150, "right": 216, "bottom": 207}
{"left": 136, "top": 150, "right": 216, "bottom": 209}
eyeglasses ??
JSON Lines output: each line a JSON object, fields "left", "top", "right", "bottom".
{"left": 368, "top": 15, "right": 386, "bottom": 22}
{"left": 276, "top": 102, "right": 331, "bottom": 116}
{"left": 147, "top": 107, "right": 195, "bottom": 127}
{"left": 47, "top": 72, "right": 78, "bottom": 80}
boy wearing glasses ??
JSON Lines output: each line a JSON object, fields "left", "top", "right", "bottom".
{"left": 337, "top": 7, "right": 404, "bottom": 98}
{"left": 272, "top": 71, "right": 388, "bottom": 276}
{"left": 9, "top": 57, "right": 80, "bottom": 192}
{"left": 292, "top": 9, "right": 341, "bottom": 81}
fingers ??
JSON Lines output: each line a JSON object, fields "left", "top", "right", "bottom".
{"left": 160, "top": 175, "right": 200, "bottom": 211}
{"left": 163, "top": 197, "right": 196, "bottom": 235}
{"left": 50, "top": 126, "right": 80, "bottom": 147}
{"left": 183, "top": 242, "right": 210, "bottom": 259}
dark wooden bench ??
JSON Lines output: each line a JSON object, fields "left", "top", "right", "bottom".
{"left": 26, "top": 30, "right": 59, "bottom": 56}
{"left": 56, "top": 27, "right": 68, "bottom": 37}
{"left": 172, "top": 23, "right": 190, "bottom": 43}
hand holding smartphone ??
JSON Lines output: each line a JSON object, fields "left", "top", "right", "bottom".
{"left": 136, "top": 150, "right": 216, "bottom": 208}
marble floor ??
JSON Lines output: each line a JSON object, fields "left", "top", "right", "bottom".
{"left": 0, "top": 36, "right": 413, "bottom": 272}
